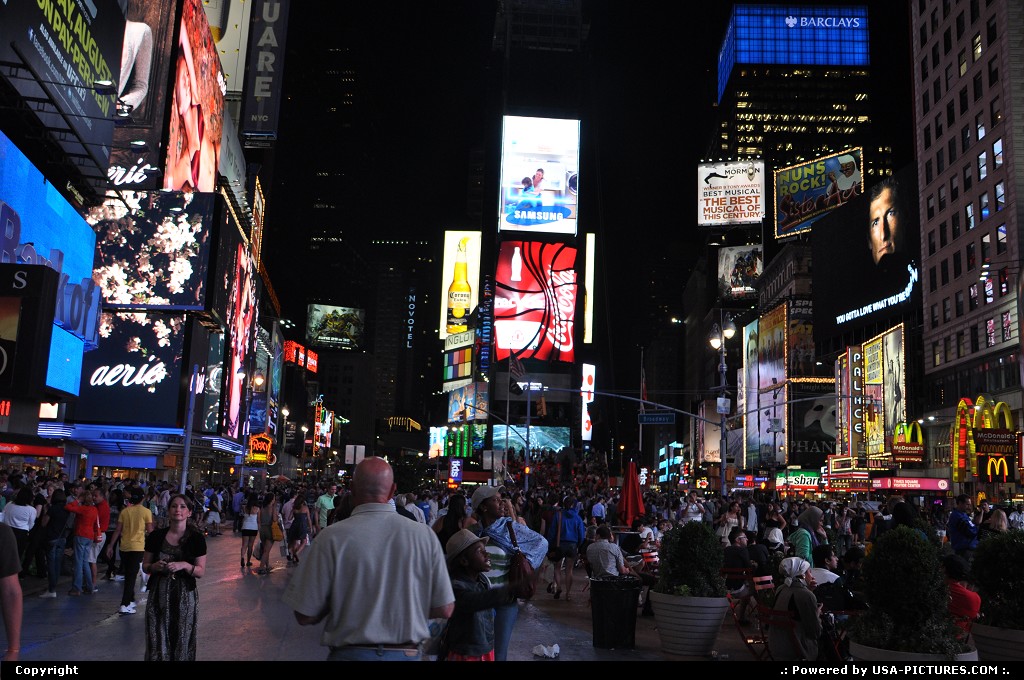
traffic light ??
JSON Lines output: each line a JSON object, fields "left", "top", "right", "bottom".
{"left": 524, "top": 465, "right": 531, "bottom": 475}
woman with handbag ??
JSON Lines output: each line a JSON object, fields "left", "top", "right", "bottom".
{"left": 471, "top": 486, "right": 548, "bottom": 661}
{"left": 256, "top": 493, "right": 282, "bottom": 574}
{"left": 142, "top": 494, "right": 206, "bottom": 660}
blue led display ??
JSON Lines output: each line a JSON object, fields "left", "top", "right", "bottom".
{"left": 46, "top": 326, "right": 85, "bottom": 397}
{"left": 718, "top": 5, "right": 870, "bottom": 103}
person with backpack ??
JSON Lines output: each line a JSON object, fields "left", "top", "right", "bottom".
{"left": 545, "top": 495, "right": 586, "bottom": 601}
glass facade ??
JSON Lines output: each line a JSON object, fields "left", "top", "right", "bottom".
{"left": 718, "top": 5, "right": 870, "bottom": 102}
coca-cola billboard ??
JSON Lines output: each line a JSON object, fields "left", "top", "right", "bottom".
{"left": 494, "top": 241, "right": 577, "bottom": 363}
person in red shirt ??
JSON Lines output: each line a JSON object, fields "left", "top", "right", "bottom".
{"left": 65, "top": 491, "right": 102, "bottom": 596}
{"left": 942, "top": 554, "right": 980, "bottom": 635}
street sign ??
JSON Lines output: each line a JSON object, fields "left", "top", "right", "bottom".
{"left": 638, "top": 411, "right": 675, "bottom": 425}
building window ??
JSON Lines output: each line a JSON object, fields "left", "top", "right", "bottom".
{"left": 986, "top": 318, "right": 996, "bottom": 347}
{"left": 958, "top": 49, "right": 968, "bottom": 76}
{"left": 976, "top": 112, "right": 986, "bottom": 140}
{"left": 953, "top": 251, "right": 962, "bottom": 278}
{"left": 924, "top": 125, "right": 932, "bottom": 149}
{"left": 957, "top": 331, "right": 966, "bottom": 358}
{"left": 966, "top": 242, "right": 976, "bottom": 269}
{"left": 934, "top": 78, "right": 942, "bottom": 103}
{"left": 969, "top": 283, "right": 979, "bottom": 310}
{"left": 987, "top": 16, "right": 997, "bottom": 45}
{"left": 982, "top": 233, "right": 991, "bottom": 263}
{"left": 963, "top": 163, "right": 973, "bottom": 190}
{"left": 966, "top": 203, "right": 975, "bottom": 230}
{"left": 937, "top": 148, "right": 945, "bottom": 173}
{"left": 941, "top": 260, "right": 950, "bottom": 286}
{"left": 973, "top": 32, "right": 982, "bottom": 61}
{"left": 931, "top": 304, "right": 939, "bottom": 329}
{"left": 999, "top": 267, "right": 1009, "bottom": 297}
{"left": 951, "top": 173, "right": 960, "bottom": 200}
{"left": 977, "top": 151, "right": 987, "bottom": 180}
{"left": 927, "top": 195, "right": 936, "bottom": 219}
{"left": 956, "top": 290, "right": 965, "bottom": 316}
{"left": 932, "top": 43, "right": 940, "bottom": 69}
{"left": 944, "top": 336, "right": 953, "bottom": 363}
{"left": 973, "top": 72, "right": 983, "bottom": 101}
{"left": 970, "top": 325, "right": 979, "bottom": 353}
{"left": 939, "top": 184, "right": 948, "bottom": 211}
{"left": 991, "top": 96, "right": 1002, "bottom": 126}
{"left": 945, "top": 63, "right": 954, "bottom": 90}
{"left": 952, "top": 212, "right": 961, "bottom": 239}
{"left": 1002, "top": 312, "right": 1012, "bottom": 342}
{"left": 956, "top": 12, "right": 965, "bottom": 39}
{"left": 980, "top": 192, "right": 990, "bottom": 220}
{"left": 995, "top": 181, "right": 1005, "bottom": 211}
{"left": 985, "top": 278, "right": 994, "bottom": 304}
{"left": 920, "top": 57, "right": 929, "bottom": 81}
{"left": 940, "top": 221, "right": 949, "bottom": 247}
{"left": 929, "top": 266, "right": 938, "bottom": 293}
{"left": 943, "top": 297, "right": 952, "bottom": 322}
{"left": 928, "top": 231, "right": 936, "bottom": 255}
{"left": 948, "top": 137, "right": 958, "bottom": 164}
{"left": 996, "top": 224, "right": 1007, "bottom": 254}
{"left": 926, "top": 160, "right": 934, "bottom": 184}
{"left": 923, "top": 90, "right": 930, "bottom": 114}
{"left": 944, "top": 27, "right": 952, "bottom": 54}
{"left": 960, "top": 125, "right": 970, "bottom": 152}
{"left": 988, "top": 57, "right": 999, "bottom": 86}
{"left": 920, "top": 22, "right": 928, "bottom": 47}
{"left": 933, "top": 341, "right": 942, "bottom": 367}
{"left": 993, "top": 138, "right": 1003, "bottom": 167}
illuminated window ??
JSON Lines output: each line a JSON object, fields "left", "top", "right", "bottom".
{"left": 996, "top": 224, "right": 1007, "bottom": 254}
{"left": 958, "top": 49, "right": 968, "bottom": 76}
{"left": 995, "top": 182, "right": 1005, "bottom": 212}
{"left": 972, "top": 33, "right": 982, "bottom": 61}
{"left": 978, "top": 151, "right": 987, "bottom": 180}
{"left": 976, "top": 112, "right": 986, "bottom": 140}
{"left": 969, "top": 283, "right": 979, "bottom": 310}
{"left": 933, "top": 342, "right": 942, "bottom": 367}
{"left": 985, "top": 318, "right": 996, "bottom": 346}
{"left": 980, "top": 192, "right": 989, "bottom": 220}
{"left": 993, "top": 138, "right": 1003, "bottom": 167}
{"left": 965, "top": 203, "right": 975, "bottom": 230}
{"left": 982, "top": 233, "right": 991, "bottom": 262}
{"left": 931, "top": 304, "right": 939, "bottom": 329}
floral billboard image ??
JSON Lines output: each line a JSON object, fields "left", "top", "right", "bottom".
{"left": 87, "top": 190, "right": 214, "bottom": 310}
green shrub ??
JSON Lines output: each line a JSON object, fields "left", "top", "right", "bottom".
{"left": 971, "top": 529, "right": 1024, "bottom": 630}
{"left": 850, "top": 526, "right": 967, "bottom": 656}
{"left": 653, "top": 521, "right": 726, "bottom": 598}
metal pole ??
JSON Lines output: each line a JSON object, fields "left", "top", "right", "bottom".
{"left": 718, "top": 314, "right": 728, "bottom": 499}
{"left": 180, "top": 364, "right": 199, "bottom": 495}
{"left": 525, "top": 385, "right": 532, "bottom": 493}
{"left": 504, "top": 390, "right": 510, "bottom": 480}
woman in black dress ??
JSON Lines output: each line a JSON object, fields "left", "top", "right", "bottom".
{"left": 142, "top": 494, "right": 207, "bottom": 661}
{"left": 286, "top": 495, "right": 311, "bottom": 564}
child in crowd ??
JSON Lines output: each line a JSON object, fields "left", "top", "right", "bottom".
{"left": 442, "top": 529, "right": 527, "bottom": 661}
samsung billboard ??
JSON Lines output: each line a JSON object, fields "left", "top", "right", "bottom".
{"left": 812, "top": 167, "right": 921, "bottom": 338}
{"left": 498, "top": 116, "right": 580, "bottom": 236}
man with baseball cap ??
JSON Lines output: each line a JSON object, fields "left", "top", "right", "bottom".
{"left": 106, "top": 488, "right": 153, "bottom": 615}
{"left": 442, "top": 529, "right": 526, "bottom": 661}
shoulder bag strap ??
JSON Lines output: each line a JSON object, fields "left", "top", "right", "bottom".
{"left": 506, "top": 521, "right": 521, "bottom": 552}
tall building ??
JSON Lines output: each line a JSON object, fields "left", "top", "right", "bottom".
{"left": 913, "top": 0, "right": 1022, "bottom": 474}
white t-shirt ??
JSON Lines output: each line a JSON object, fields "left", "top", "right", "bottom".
{"left": 2, "top": 504, "right": 37, "bottom": 531}
{"left": 810, "top": 567, "right": 840, "bottom": 585}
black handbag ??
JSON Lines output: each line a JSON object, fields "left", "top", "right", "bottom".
{"left": 506, "top": 522, "right": 536, "bottom": 600}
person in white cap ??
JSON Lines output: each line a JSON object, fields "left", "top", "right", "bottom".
{"left": 827, "top": 153, "right": 861, "bottom": 196}
{"left": 440, "top": 529, "right": 528, "bottom": 661}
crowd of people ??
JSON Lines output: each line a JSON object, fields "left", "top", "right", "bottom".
{"left": 0, "top": 461, "right": 1020, "bottom": 662}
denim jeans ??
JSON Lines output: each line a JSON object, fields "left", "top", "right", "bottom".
{"left": 72, "top": 536, "right": 94, "bottom": 593}
{"left": 493, "top": 602, "right": 519, "bottom": 661}
{"left": 46, "top": 537, "right": 66, "bottom": 592}
{"left": 326, "top": 646, "right": 421, "bottom": 661}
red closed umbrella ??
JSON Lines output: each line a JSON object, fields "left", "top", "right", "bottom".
{"left": 620, "top": 460, "right": 644, "bottom": 528}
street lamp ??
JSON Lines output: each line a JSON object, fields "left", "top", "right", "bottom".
{"left": 708, "top": 311, "right": 736, "bottom": 498}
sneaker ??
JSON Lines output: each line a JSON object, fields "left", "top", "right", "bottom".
{"left": 68, "top": 589, "right": 81, "bottom": 596}
{"left": 38, "top": 591, "right": 57, "bottom": 599}
{"left": 114, "top": 575, "right": 125, "bottom": 581}
{"left": 118, "top": 604, "right": 136, "bottom": 615}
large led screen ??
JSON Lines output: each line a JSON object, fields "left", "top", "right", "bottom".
{"left": 0, "top": 0, "right": 123, "bottom": 183}
{"left": 757, "top": 303, "right": 787, "bottom": 390}
{"left": 221, "top": 238, "right": 257, "bottom": 441}
{"left": 447, "top": 382, "right": 489, "bottom": 424}
{"left": 698, "top": 161, "right": 766, "bottom": 226}
{"left": 788, "top": 382, "right": 837, "bottom": 466}
{"left": 163, "top": 0, "right": 224, "bottom": 193}
{"left": 718, "top": 245, "right": 763, "bottom": 299}
{"left": 498, "top": 116, "right": 579, "bottom": 236}
{"left": 439, "top": 231, "right": 482, "bottom": 340}
{"left": 581, "top": 363, "right": 595, "bottom": 442}
{"left": 76, "top": 312, "right": 187, "bottom": 426}
{"left": 108, "top": 0, "right": 178, "bottom": 190}
{"left": 306, "top": 305, "right": 365, "bottom": 350}
{"left": 812, "top": 167, "right": 921, "bottom": 337}
{"left": 742, "top": 320, "right": 760, "bottom": 460}
{"left": 494, "top": 241, "right": 578, "bottom": 363}
{"left": 87, "top": 191, "right": 214, "bottom": 310}
{"left": 881, "top": 326, "right": 905, "bottom": 451}
{"left": 774, "top": 148, "right": 863, "bottom": 239}
{"left": 492, "top": 425, "right": 570, "bottom": 454}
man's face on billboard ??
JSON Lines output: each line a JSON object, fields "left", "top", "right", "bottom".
{"left": 868, "top": 186, "right": 903, "bottom": 265}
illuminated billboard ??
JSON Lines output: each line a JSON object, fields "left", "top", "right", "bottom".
{"left": 108, "top": 0, "right": 179, "bottom": 190}
{"left": 241, "top": 0, "right": 292, "bottom": 145}
{"left": 306, "top": 305, "right": 364, "bottom": 350}
{"left": 222, "top": 239, "right": 258, "bottom": 441}
{"left": 583, "top": 234, "right": 595, "bottom": 344}
{"left": 788, "top": 381, "right": 837, "bottom": 466}
{"left": 76, "top": 312, "right": 187, "bottom": 426}
{"left": 698, "top": 161, "right": 766, "bottom": 226}
{"left": 812, "top": 167, "right": 921, "bottom": 337}
{"left": 774, "top": 148, "right": 864, "bottom": 238}
{"left": 494, "top": 241, "right": 578, "bottom": 363}
{"left": 0, "top": 0, "right": 123, "bottom": 191}
{"left": 581, "top": 363, "right": 595, "bottom": 442}
{"left": 787, "top": 298, "right": 814, "bottom": 376}
{"left": 757, "top": 303, "right": 787, "bottom": 390}
{"left": 881, "top": 326, "right": 905, "bottom": 451}
{"left": 442, "top": 331, "right": 474, "bottom": 393}
{"left": 492, "top": 425, "right": 570, "bottom": 454}
{"left": 718, "top": 245, "right": 763, "bottom": 299}
{"left": 717, "top": 5, "right": 869, "bottom": 103}
{"left": 498, "top": 116, "right": 580, "bottom": 235}
{"left": 447, "top": 382, "right": 489, "bottom": 424}
{"left": 87, "top": 191, "right": 214, "bottom": 310}
{"left": 163, "top": 0, "right": 224, "bottom": 193}
{"left": 438, "top": 231, "right": 482, "bottom": 340}
{"left": 204, "top": 0, "right": 254, "bottom": 93}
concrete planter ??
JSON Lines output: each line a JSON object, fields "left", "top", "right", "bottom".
{"left": 970, "top": 623, "right": 1024, "bottom": 662}
{"left": 849, "top": 640, "right": 978, "bottom": 662}
{"left": 649, "top": 591, "right": 729, "bottom": 657}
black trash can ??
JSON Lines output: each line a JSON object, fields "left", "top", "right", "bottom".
{"left": 589, "top": 575, "right": 641, "bottom": 649}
